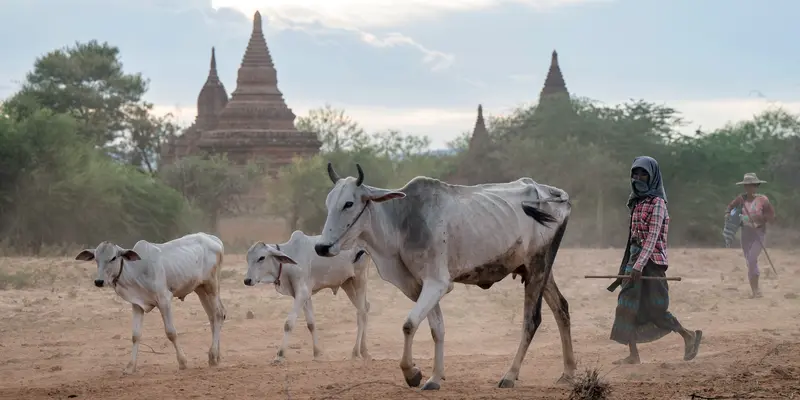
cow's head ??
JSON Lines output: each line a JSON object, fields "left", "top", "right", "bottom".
{"left": 315, "top": 163, "right": 405, "bottom": 257}
{"left": 74, "top": 241, "right": 141, "bottom": 288}
{"left": 244, "top": 242, "right": 297, "bottom": 286}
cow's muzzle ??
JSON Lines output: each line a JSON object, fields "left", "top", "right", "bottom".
{"left": 243, "top": 278, "right": 255, "bottom": 286}
{"left": 94, "top": 279, "right": 104, "bottom": 288}
{"left": 314, "top": 243, "right": 333, "bottom": 257}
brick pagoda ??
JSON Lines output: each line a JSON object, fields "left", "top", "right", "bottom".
{"left": 162, "top": 11, "right": 321, "bottom": 171}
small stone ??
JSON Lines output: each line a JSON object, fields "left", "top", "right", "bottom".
{"left": 246, "top": 310, "right": 255, "bottom": 319}
{"left": 112, "top": 334, "right": 121, "bottom": 340}
{"left": 784, "top": 293, "right": 798, "bottom": 299}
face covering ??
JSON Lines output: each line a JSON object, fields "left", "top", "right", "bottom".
{"left": 632, "top": 179, "right": 648, "bottom": 194}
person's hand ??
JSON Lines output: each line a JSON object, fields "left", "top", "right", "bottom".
{"left": 630, "top": 268, "right": 642, "bottom": 282}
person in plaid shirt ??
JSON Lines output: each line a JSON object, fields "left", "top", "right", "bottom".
{"left": 607, "top": 156, "right": 703, "bottom": 365}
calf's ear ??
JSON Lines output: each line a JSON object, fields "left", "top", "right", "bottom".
{"left": 270, "top": 249, "right": 297, "bottom": 265}
{"left": 75, "top": 249, "right": 95, "bottom": 261}
{"left": 120, "top": 249, "right": 141, "bottom": 261}
{"left": 366, "top": 187, "right": 406, "bottom": 203}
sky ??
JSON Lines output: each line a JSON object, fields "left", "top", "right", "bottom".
{"left": 1, "top": 0, "right": 798, "bottom": 149}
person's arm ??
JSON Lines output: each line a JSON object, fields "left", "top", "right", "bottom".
{"left": 726, "top": 195, "right": 743, "bottom": 213}
{"left": 632, "top": 198, "right": 666, "bottom": 272}
{"left": 756, "top": 196, "right": 776, "bottom": 225}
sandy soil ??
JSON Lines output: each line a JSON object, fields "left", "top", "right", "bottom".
{"left": 0, "top": 248, "right": 799, "bottom": 400}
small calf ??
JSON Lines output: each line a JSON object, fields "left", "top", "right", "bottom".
{"left": 75, "top": 232, "right": 226, "bottom": 374}
{"left": 244, "top": 230, "right": 371, "bottom": 362}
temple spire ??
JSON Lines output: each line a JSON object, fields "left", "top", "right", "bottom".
{"left": 468, "top": 104, "right": 491, "bottom": 151}
{"left": 208, "top": 47, "right": 219, "bottom": 79}
{"left": 539, "top": 49, "right": 568, "bottom": 98}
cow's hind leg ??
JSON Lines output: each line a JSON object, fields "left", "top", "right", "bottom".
{"left": 543, "top": 276, "right": 576, "bottom": 383}
{"left": 302, "top": 298, "right": 323, "bottom": 359}
{"left": 341, "top": 277, "right": 370, "bottom": 359}
{"left": 157, "top": 296, "right": 188, "bottom": 370}
{"left": 498, "top": 262, "right": 548, "bottom": 388}
{"left": 123, "top": 304, "right": 145, "bottom": 374}
{"left": 195, "top": 284, "right": 225, "bottom": 367}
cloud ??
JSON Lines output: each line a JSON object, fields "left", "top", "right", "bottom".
{"left": 153, "top": 97, "right": 800, "bottom": 151}
{"left": 213, "top": 0, "right": 609, "bottom": 29}
{"left": 212, "top": 0, "right": 606, "bottom": 72}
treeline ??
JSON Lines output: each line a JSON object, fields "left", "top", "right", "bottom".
{"left": 1, "top": 41, "right": 798, "bottom": 254}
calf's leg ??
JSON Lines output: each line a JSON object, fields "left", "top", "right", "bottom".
{"left": 195, "top": 284, "right": 225, "bottom": 367}
{"left": 302, "top": 298, "right": 322, "bottom": 359}
{"left": 275, "top": 290, "right": 309, "bottom": 363}
{"left": 542, "top": 276, "right": 576, "bottom": 383}
{"left": 341, "top": 278, "right": 370, "bottom": 359}
{"left": 158, "top": 297, "right": 188, "bottom": 370}
{"left": 124, "top": 304, "right": 145, "bottom": 374}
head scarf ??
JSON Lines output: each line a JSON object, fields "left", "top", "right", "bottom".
{"left": 626, "top": 156, "right": 667, "bottom": 210}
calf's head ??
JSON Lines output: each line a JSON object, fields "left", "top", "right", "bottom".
{"left": 244, "top": 242, "right": 297, "bottom": 286}
{"left": 74, "top": 241, "right": 141, "bottom": 288}
{"left": 315, "top": 163, "right": 405, "bottom": 257}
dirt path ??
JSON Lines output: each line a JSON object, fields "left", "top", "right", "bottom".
{"left": 0, "top": 248, "right": 798, "bottom": 399}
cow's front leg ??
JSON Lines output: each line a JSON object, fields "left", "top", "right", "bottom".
{"left": 302, "top": 298, "right": 322, "bottom": 360}
{"left": 124, "top": 304, "right": 145, "bottom": 374}
{"left": 401, "top": 278, "right": 449, "bottom": 390}
{"left": 158, "top": 298, "right": 188, "bottom": 370}
{"left": 275, "top": 291, "right": 308, "bottom": 363}
{"left": 421, "top": 303, "right": 445, "bottom": 390}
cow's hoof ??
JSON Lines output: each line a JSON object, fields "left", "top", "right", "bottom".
{"left": 405, "top": 368, "right": 423, "bottom": 387}
{"left": 208, "top": 353, "right": 220, "bottom": 367}
{"left": 498, "top": 378, "right": 515, "bottom": 388}
{"left": 123, "top": 363, "right": 136, "bottom": 375}
{"left": 272, "top": 357, "right": 285, "bottom": 365}
{"left": 555, "top": 373, "right": 572, "bottom": 385}
{"left": 421, "top": 381, "right": 440, "bottom": 391}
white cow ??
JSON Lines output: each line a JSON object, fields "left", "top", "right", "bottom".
{"left": 314, "top": 163, "right": 576, "bottom": 391}
{"left": 74, "top": 232, "right": 226, "bottom": 374}
{"left": 244, "top": 230, "right": 371, "bottom": 362}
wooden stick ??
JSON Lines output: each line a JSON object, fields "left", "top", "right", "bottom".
{"left": 584, "top": 275, "right": 682, "bottom": 281}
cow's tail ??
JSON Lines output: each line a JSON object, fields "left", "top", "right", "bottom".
{"left": 521, "top": 201, "right": 558, "bottom": 226}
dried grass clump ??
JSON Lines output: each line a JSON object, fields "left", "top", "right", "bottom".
{"left": 568, "top": 367, "right": 612, "bottom": 400}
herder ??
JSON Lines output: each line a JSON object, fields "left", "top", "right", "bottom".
{"left": 724, "top": 173, "right": 776, "bottom": 298}
{"left": 608, "top": 156, "right": 703, "bottom": 365}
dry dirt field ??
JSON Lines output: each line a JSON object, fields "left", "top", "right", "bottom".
{"left": 1, "top": 248, "right": 799, "bottom": 399}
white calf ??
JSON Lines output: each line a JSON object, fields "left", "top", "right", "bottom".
{"left": 244, "top": 230, "right": 371, "bottom": 362}
{"left": 75, "top": 232, "right": 226, "bottom": 374}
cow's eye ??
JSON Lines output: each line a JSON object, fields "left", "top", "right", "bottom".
{"left": 343, "top": 201, "right": 354, "bottom": 210}
{"left": 257, "top": 256, "right": 265, "bottom": 263}
{"left": 110, "top": 256, "right": 117, "bottom": 262}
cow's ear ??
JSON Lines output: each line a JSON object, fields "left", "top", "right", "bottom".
{"left": 366, "top": 188, "right": 406, "bottom": 203}
{"left": 120, "top": 249, "right": 141, "bottom": 261}
{"left": 75, "top": 249, "right": 95, "bottom": 261}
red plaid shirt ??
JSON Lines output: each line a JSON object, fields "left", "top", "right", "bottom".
{"left": 630, "top": 196, "right": 669, "bottom": 271}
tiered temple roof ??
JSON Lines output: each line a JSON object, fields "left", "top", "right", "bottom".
{"left": 163, "top": 11, "right": 320, "bottom": 169}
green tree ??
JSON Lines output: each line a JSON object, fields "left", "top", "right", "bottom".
{"left": 159, "top": 155, "right": 262, "bottom": 233}
{"left": 296, "top": 104, "right": 371, "bottom": 152}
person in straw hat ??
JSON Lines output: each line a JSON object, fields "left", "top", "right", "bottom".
{"left": 725, "top": 173, "right": 775, "bottom": 298}
{"left": 607, "top": 156, "right": 702, "bottom": 365}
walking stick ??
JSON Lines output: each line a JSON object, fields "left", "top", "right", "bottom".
{"left": 740, "top": 200, "right": 779, "bottom": 277}
{"left": 585, "top": 275, "right": 682, "bottom": 281}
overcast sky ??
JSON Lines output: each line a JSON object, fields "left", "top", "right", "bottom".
{"left": 1, "top": 0, "right": 798, "bottom": 148}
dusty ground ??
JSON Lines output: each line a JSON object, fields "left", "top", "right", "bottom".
{"left": 1, "top": 248, "right": 799, "bottom": 400}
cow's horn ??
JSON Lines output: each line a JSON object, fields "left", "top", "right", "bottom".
{"left": 327, "top": 162, "right": 341, "bottom": 183}
{"left": 356, "top": 164, "right": 364, "bottom": 186}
